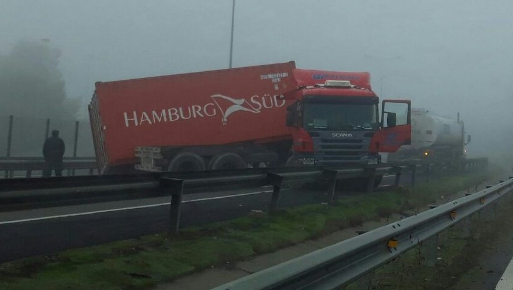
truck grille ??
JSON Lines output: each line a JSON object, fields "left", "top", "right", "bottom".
{"left": 312, "top": 133, "right": 372, "bottom": 164}
{"left": 319, "top": 139, "right": 365, "bottom": 155}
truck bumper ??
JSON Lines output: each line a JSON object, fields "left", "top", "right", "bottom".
{"left": 289, "top": 153, "right": 380, "bottom": 167}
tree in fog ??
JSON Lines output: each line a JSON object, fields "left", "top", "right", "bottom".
{"left": 0, "top": 40, "right": 79, "bottom": 119}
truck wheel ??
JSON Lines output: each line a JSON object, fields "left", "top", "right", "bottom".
{"left": 208, "top": 153, "right": 247, "bottom": 170}
{"left": 167, "top": 152, "right": 206, "bottom": 172}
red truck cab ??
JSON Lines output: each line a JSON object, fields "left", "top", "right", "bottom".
{"left": 285, "top": 69, "right": 411, "bottom": 167}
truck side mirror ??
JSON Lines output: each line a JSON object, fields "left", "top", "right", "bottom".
{"left": 466, "top": 135, "right": 471, "bottom": 145}
{"left": 286, "top": 111, "right": 295, "bottom": 127}
{"left": 386, "top": 113, "right": 397, "bottom": 128}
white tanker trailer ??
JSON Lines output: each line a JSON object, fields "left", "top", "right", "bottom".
{"left": 387, "top": 108, "right": 471, "bottom": 162}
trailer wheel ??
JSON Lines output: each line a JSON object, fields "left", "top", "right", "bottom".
{"left": 167, "top": 152, "right": 206, "bottom": 172}
{"left": 208, "top": 153, "right": 247, "bottom": 170}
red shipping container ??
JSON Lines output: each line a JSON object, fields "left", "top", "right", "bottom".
{"left": 89, "top": 61, "right": 298, "bottom": 173}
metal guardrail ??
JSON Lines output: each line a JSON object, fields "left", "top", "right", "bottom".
{"left": 0, "top": 158, "right": 487, "bottom": 233}
{"left": 0, "top": 157, "right": 96, "bottom": 161}
{"left": 0, "top": 157, "right": 97, "bottom": 178}
{"left": 212, "top": 168, "right": 506, "bottom": 290}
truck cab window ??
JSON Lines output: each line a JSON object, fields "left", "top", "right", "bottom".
{"left": 303, "top": 101, "right": 378, "bottom": 131}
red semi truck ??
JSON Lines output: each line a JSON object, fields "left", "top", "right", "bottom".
{"left": 89, "top": 61, "right": 411, "bottom": 175}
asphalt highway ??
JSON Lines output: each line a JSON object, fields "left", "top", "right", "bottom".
{"left": 0, "top": 174, "right": 401, "bottom": 263}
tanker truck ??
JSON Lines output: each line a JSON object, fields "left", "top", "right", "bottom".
{"left": 387, "top": 108, "right": 471, "bottom": 162}
{"left": 89, "top": 61, "right": 411, "bottom": 175}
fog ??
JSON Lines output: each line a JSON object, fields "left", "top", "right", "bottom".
{"left": 1, "top": 0, "right": 512, "bottom": 159}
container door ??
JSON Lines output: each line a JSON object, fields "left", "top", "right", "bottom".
{"left": 369, "top": 100, "right": 411, "bottom": 153}
{"left": 88, "top": 94, "right": 108, "bottom": 174}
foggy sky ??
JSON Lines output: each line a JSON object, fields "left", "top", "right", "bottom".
{"left": 1, "top": 0, "right": 512, "bottom": 157}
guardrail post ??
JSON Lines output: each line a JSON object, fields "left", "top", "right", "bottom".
{"left": 267, "top": 173, "right": 285, "bottom": 213}
{"left": 72, "top": 121, "right": 79, "bottom": 176}
{"left": 161, "top": 178, "right": 185, "bottom": 234}
{"left": 423, "top": 234, "right": 438, "bottom": 267}
{"left": 410, "top": 165, "right": 416, "bottom": 187}
{"left": 425, "top": 164, "right": 431, "bottom": 183}
{"left": 324, "top": 170, "right": 339, "bottom": 204}
{"left": 26, "top": 170, "right": 32, "bottom": 178}
{"left": 365, "top": 167, "right": 376, "bottom": 193}
{"left": 393, "top": 166, "right": 402, "bottom": 187}
{"left": 4, "top": 115, "right": 13, "bottom": 178}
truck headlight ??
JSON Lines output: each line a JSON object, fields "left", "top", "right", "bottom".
{"left": 367, "top": 158, "right": 378, "bottom": 165}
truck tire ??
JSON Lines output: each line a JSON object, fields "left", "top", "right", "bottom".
{"left": 167, "top": 152, "right": 206, "bottom": 172}
{"left": 208, "top": 153, "right": 247, "bottom": 170}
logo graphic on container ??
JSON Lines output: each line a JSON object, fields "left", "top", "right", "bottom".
{"left": 122, "top": 94, "right": 286, "bottom": 127}
{"left": 211, "top": 94, "right": 260, "bottom": 124}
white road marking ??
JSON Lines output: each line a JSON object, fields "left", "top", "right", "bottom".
{"left": 0, "top": 190, "right": 273, "bottom": 225}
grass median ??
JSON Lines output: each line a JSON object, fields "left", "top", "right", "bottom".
{"left": 0, "top": 170, "right": 495, "bottom": 290}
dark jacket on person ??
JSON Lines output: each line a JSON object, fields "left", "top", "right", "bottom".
{"left": 43, "top": 137, "right": 65, "bottom": 161}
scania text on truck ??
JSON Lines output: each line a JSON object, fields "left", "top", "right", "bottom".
{"left": 88, "top": 61, "right": 412, "bottom": 176}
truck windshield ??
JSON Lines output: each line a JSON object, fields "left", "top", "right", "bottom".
{"left": 303, "top": 102, "right": 378, "bottom": 131}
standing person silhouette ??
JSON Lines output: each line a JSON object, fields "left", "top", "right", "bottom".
{"left": 43, "top": 130, "right": 65, "bottom": 177}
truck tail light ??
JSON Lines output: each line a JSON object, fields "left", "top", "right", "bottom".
{"left": 293, "top": 129, "right": 314, "bottom": 152}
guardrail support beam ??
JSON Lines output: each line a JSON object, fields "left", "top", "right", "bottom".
{"left": 393, "top": 166, "right": 402, "bottom": 187}
{"left": 267, "top": 173, "right": 285, "bottom": 213}
{"left": 365, "top": 167, "right": 377, "bottom": 193}
{"left": 4, "top": 115, "right": 13, "bottom": 178}
{"left": 410, "top": 165, "right": 416, "bottom": 187}
{"left": 161, "top": 178, "right": 185, "bottom": 234}
{"left": 324, "top": 170, "right": 339, "bottom": 204}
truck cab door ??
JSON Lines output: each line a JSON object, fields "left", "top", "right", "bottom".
{"left": 369, "top": 100, "right": 411, "bottom": 153}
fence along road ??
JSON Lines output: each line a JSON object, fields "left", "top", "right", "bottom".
{"left": 212, "top": 174, "right": 511, "bottom": 290}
